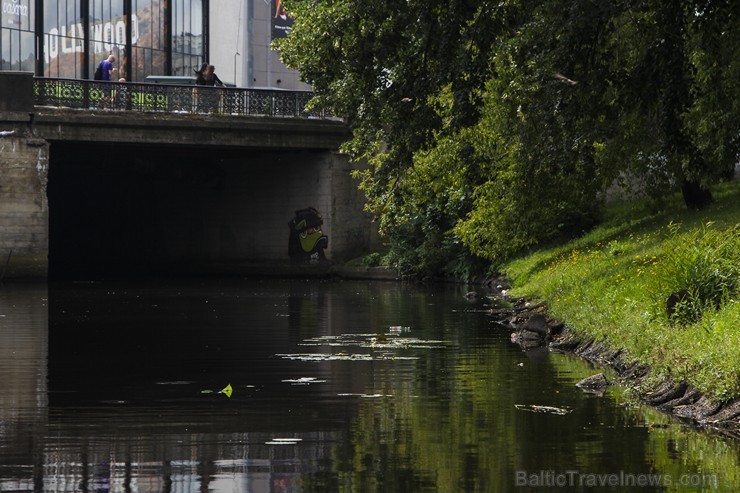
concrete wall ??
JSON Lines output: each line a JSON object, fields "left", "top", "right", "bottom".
{"left": 33, "top": 107, "right": 349, "bottom": 150}
{"left": 0, "top": 72, "right": 50, "bottom": 279}
{"left": 220, "top": 150, "right": 372, "bottom": 264}
{"left": 209, "top": 0, "right": 248, "bottom": 87}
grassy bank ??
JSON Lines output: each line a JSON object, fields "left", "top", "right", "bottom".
{"left": 501, "top": 182, "right": 739, "bottom": 402}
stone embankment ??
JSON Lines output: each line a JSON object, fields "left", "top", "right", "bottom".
{"left": 485, "top": 279, "right": 740, "bottom": 440}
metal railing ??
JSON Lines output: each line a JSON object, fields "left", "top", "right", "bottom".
{"left": 33, "top": 77, "right": 333, "bottom": 119}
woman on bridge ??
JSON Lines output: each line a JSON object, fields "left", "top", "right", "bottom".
{"left": 204, "top": 65, "right": 224, "bottom": 87}
{"left": 194, "top": 63, "right": 208, "bottom": 86}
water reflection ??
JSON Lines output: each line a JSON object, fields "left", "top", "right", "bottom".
{"left": 0, "top": 283, "right": 48, "bottom": 491}
{"left": 0, "top": 279, "right": 737, "bottom": 492}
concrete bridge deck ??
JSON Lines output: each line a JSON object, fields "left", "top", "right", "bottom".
{"left": 32, "top": 106, "right": 349, "bottom": 150}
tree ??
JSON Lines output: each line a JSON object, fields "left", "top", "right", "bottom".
{"left": 278, "top": 0, "right": 739, "bottom": 274}
{"left": 279, "top": 0, "right": 520, "bottom": 275}
{"left": 613, "top": 0, "right": 738, "bottom": 209}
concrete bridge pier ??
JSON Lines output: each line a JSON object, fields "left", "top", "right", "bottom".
{"left": 0, "top": 72, "right": 50, "bottom": 279}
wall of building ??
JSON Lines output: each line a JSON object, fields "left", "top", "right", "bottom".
{"left": 210, "top": 0, "right": 310, "bottom": 90}
{"left": 208, "top": 0, "right": 247, "bottom": 87}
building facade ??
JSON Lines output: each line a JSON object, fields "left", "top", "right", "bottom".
{"left": 1, "top": 0, "right": 306, "bottom": 88}
{"left": 209, "top": 0, "right": 310, "bottom": 90}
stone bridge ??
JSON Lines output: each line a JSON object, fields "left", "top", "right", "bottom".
{"left": 0, "top": 72, "right": 375, "bottom": 279}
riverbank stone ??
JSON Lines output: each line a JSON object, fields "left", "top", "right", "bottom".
{"left": 485, "top": 275, "right": 739, "bottom": 438}
{"left": 576, "top": 373, "right": 609, "bottom": 393}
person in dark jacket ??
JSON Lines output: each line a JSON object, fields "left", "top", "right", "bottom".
{"left": 194, "top": 63, "right": 208, "bottom": 85}
{"left": 204, "top": 65, "right": 224, "bottom": 86}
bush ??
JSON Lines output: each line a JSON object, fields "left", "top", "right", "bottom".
{"left": 651, "top": 222, "right": 739, "bottom": 325}
{"left": 362, "top": 252, "right": 383, "bottom": 267}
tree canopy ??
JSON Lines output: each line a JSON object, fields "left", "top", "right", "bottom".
{"left": 277, "top": 0, "right": 739, "bottom": 277}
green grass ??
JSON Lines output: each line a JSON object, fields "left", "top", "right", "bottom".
{"left": 502, "top": 181, "right": 740, "bottom": 401}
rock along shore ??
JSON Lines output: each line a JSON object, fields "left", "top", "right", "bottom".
{"left": 484, "top": 278, "right": 740, "bottom": 440}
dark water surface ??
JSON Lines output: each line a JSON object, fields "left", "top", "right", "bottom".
{"left": 1, "top": 279, "right": 738, "bottom": 492}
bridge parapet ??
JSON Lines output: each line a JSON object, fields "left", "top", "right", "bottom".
{"left": 33, "top": 77, "right": 333, "bottom": 120}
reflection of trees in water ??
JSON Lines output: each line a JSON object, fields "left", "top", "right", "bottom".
{"left": 288, "top": 282, "right": 326, "bottom": 345}
{"left": 301, "top": 325, "right": 740, "bottom": 492}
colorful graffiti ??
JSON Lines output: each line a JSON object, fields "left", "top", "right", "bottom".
{"left": 288, "top": 207, "right": 328, "bottom": 265}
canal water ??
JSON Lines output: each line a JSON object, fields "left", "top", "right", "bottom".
{"left": 1, "top": 279, "right": 738, "bottom": 492}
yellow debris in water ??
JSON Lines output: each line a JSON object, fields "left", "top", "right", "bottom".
{"left": 219, "top": 384, "right": 233, "bottom": 398}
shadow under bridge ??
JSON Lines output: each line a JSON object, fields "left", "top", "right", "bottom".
{"left": 30, "top": 99, "right": 369, "bottom": 279}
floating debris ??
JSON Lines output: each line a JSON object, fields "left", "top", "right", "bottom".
{"left": 277, "top": 353, "right": 419, "bottom": 362}
{"left": 265, "top": 438, "right": 302, "bottom": 445}
{"left": 649, "top": 423, "right": 670, "bottom": 429}
{"left": 299, "top": 333, "right": 449, "bottom": 349}
{"left": 451, "top": 309, "right": 493, "bottom": 313}
{"left": 515, "top": 404, "right": 572, "bottom": 415}
{"left": 277, "top": 333, "right": 451, "bottom": 362}
{"left": 202, "top": 384, "right": 254, "bottom": 394}
{"left": 338, "top": 393, "right": 393, "bottom": 398}
{"left": 282, "top": 377, "right": 327, "bottom": 385}
{"left": 219, "top": 384, "right": 233, "bottom": 398}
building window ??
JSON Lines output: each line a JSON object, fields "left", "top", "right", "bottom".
{"left": 130, "top": 0, "right": 167, "bottom": 82}
{"left": 88, "top": 0, "right": 126, "bottom": 79}
{"left": 42, "top": 1, "right": 83, "bottom": 78}
{"left": 0, "top": 0, "right": 35, "bottom": 72}
{"left": 3, "top": 1, "right": 206, "bottom": 82}
{"left": 172, "top": 0, "right": 203, "bottom": 77}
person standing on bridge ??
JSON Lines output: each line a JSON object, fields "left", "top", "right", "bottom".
{"left": 197, "top": 65, "right": 224, "bottom": 113}
{"left": 194, "top": 63, "right": 212, "bottom": 112}
{"left": 204, "top": 65, "right": 224, "bottom": 87}
{"left": 96, "top": 54, "right": 116, "bottom": 81}
{"left": 194, "top": 63, "right": 208, "bottom": 85}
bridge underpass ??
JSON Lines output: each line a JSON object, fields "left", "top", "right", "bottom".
{"left": 48, "top": 142, "right": 362, "bottom": 279}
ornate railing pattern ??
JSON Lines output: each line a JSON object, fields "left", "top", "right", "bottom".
{"left": 33, "top": 78, "right": 332, "bottom": 119}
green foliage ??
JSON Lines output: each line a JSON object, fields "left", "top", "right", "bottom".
{"left": 279, "top": 0, "right": 740, "bottom": 277}
{"left": 650, "top": 222, "right": 739, "bottom": 325}
{"left": 383, "top": 208, "right": 489, "bottom": 281}
{"left": 362, "top": 252, "right": 383, "bottom": 268}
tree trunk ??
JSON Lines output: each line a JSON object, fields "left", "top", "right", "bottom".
{"left": 681, "top": 179, "right": 713, "bottom": 210}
